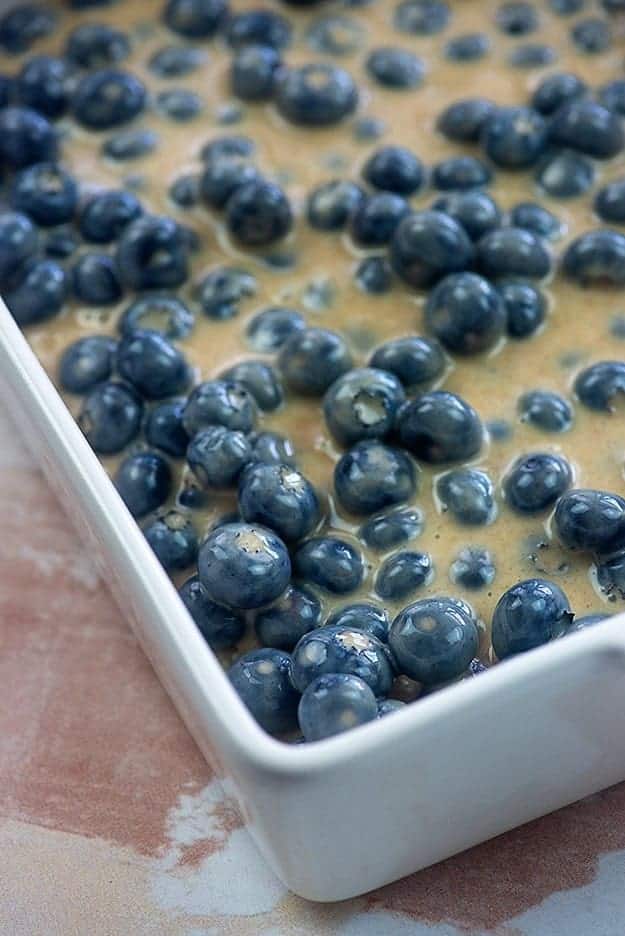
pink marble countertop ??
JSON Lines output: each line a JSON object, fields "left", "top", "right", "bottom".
{"left": 2, "top": 403, "right": 625, "bottom": 936}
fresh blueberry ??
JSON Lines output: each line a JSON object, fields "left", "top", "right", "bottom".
{"left": 169, "top": 173, "right": 199, "bottom": 209}
{"left": 291, "top": 624, "right": 393, "bottom": 695}
{"left": 0, "top": 211, "right": 38, "bottom": 284}
{"left": 389, "top": 597, "right": 479, "bottom": 684}
{"left": 195, "top": 266, "right": 257, "bottom": 320}
{"left": 445, "top": 32, "right": 490, "bottom": 61}
{"left": 436, "top": 467, "right": 496, "bottom": 525}
{"left": 359, "top": 505, "right": 423, "bottom": 551}
{"left": 499, "top": 280, "right": 546, "bottom": 338}
{"left": 325, "top": 603, "right": 389, "bottom": 642}
{"left": 230, "top": 45, "right": 280, "bottom": 102}
{"left": 155, "top": 88, "right": 203, "bottom": 121}
{"left": 179, "top": 574, "right": 245, "bottom": 649}
{"left": 306, "top": 179, "right": 365, "bottom": 231}
{"left": 449, "top": 546, "right": 495, "bottom": 589}
{"left": 115, "top": 215, "right": 190, "bottom": 289}
{"left": 481, "top": 107, "right": 547, "bottom": 169}
{"left": 293, "top": 536, "right": 363, "bottom": 595}
{"left": 119, "top": 294, "right": 194, "bottom": 339}
{"left": 225, "top": 179, "right": 292, "bottom": 246}
{"left": 365, "top": 46, "right": 424, "bottom": 89}
{"left": 507, "top": 43, "right": 555, "bottom": 67}
{"left": 219, "top": 360, "right": 283, "bottom": 412}
{"left": 377, "top": 697, "right": 406, "bottom": 717}
{"left": 0, "top": 74, "right": 14, "bottom": 110}
{"left": 352, "top": 116, "right": 386, "bottom": 142}
{"left": 0, "top": 107, "right": 57, "bottom": 169}
{"left": 518, "top": 390, "right": 573, "bottom": 432}
{"left": 370, "top": 337, "right": 446, "bottom": 391}
{"left": 549, "top": 0, "right": 584, "bottom": 12}
{"left": 278, "top": 327, "right": 353, "bottom": 396}
{"left": 574, "top": 361, "right": 625, "bottom": 411}
{"left": 431, "top": 156, "right": 492, "bottom": 192}
{"left": 594, "top": 180, "right": 625, "bottom": 224}
{"left": 495, "top": 1, "right": 537, "bottom": 33}
{"left": 16, "top": 55, "right": 74, "bottom": 118}
{"left": 375, "top": 551, "right": 432, "bottom": 600}
{"left": 492, "top": 578, "right": 572, "bottom": 659}
{"left": 245, "top": 305, "right": 304, "bottom": 353}
{"left": 571, "top": 16, "right": 611, "bottom": 53}
{"left": 596, "top": 552, "right": 625, "bottom": 599}
{"left": 562, "top": 230, "right": 625, "bottom": 286}
{"left": 5, "top": 259, "right": 66, "bottom": 326}
{"left": 475, "top": 228, "right": 551, "bottom": 280}
{"left": 334, "top": 440, "right": 417, "bottom": 516}
{"left": 199, "top": 134, "right": 255, "bottom": 162}
{"left": 597, "top": 80, "right": 625, "bottom": 116}
{"left": 397, "top": 390, "right": 484, "bottom": 463}
{"left": 59, "top": 335, "right": 118, "bottom": 394}
{"left": 323, "top": 367, "right": 405, "bottom": 446}
{"left": 116, "top": 329, "right": 190, "bottom": 400}
{"left": 437, "top": 98, "right": 495, "bottom": 143}
{"left": 145, "top": 398, "right": 189, "bottom": 456}
{"left": 72, "top": 69, "right": 146, "bottom": 129}
{"left": 10, "top": 162, "right": 78, "bottom": 227}
{"left": 504, "top": 453, "right": 572, "bottom": 514}
{"left": 187, "top": 425, "right": 251, "bottom": 487}
{"left": 305, "top": 14, "right": 364, "bottom": 56}
{"left": 148, "top": 44, "right": 206, "bottom": 77}
{"left": 394, "top": 0, "right": 450, "bottom": 35}
{"left": 43, "top": 227, "right": 78, "bottom": 259}
{"left": 554, "top": 488, "right": 625, "bottom": 553}
{"left": 255, "top": 584, "right": 320, "bottom": 650}
{"left": 229, "top": 647, "right": 299, "bottom": 735}
{"left": 549, "top": 100, "right": 624, "bottom": 160}
{"left": 389, "top": 210, "right": 474, "bottom": 289}
{"left": 249, "top": 431, "right": 296, "bottom": 467}
{"left": 72, "top": 252, "right": 122, "bottom": 306}
{"left": 568, "top": 613, "right": 611, "bottom": 632}
{"left": 0, "top": 3, "right": 56, "bottom": 54}
{"left": 425, "top": 272, "right": 506, "bottom": 355}
{"left": 198, "top": 522, "right": 291, "bottom": 610}
{"left": 183, "top": 379, "right": 257, "bottom": 435}
{"left": 536, "top": 150, "right": 594, "bottom": 199}
{"left": 77, "top": 381, "right": 142, "bottom": 453}
{"left": 530, "top": 72, "right": 587, "bottom": 116}
{"left": 103, "top": 127, "right": 158, "bottom": 160}
{"left": 65, "top": 22, "right": 130, "bottom": 68}
{"left": 298, "top": 673, "right": 377, "bottom": 741}
{"left": 239, "top": 462, "right": 319, "bottom": 541}
{"left": 275, "top": 63, "right": 358, "bottom": 127}
{"left": 176, "top": 472, "right": 210, "bottom": 510}
{"left": 78, "top": 189, "right": 143, "bottom": 243}
{"left": 114, "top": 450, "right": 172, "bottom": 518}
{"left": 350, "top": 192, "right": 410, "bottom": 247}
{"left": 431, "top": 191, "right": 501, "bottom": 242}
{"left": 362, "top": 145, "right": 424, "bottom": 196}
{"left": 355, "top": 256, "right": 393, "bottom": 294}
{"left": 509, "top": 202, "right": 561, "bottom": 240}
{"left": 225, "top": 9, "right": 291, "bottom": 49}
{"left": 143, "top": 510, "right": 198, "bottom": 571}
{"left": 163, "top": 0, "right": 227, "bottom": 37}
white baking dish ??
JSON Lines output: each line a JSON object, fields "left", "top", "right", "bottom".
{"left": 3, "top": 298, "right": 625, "bottom": 902}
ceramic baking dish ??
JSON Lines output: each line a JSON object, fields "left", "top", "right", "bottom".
{"left": 3, "top": 298, "right": 625, "bottom": 902}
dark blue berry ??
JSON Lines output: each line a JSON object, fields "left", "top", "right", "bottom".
{"left": 155, "top": 88, "right": 202, "bottom": 121}
{"left": 431, "top": 156, "right": 492, "bottom": 191}
{"left": 44, "top": 227, "right": 78, "bottom": 259}
{"left": 507, "top": 43, "right": 555, "bottom": 67}
{"left": 77, "top": 381, "right": 142, "bottom": 453}
{"left": 445, "top": 32, "right": 490, "bottom": 61}
{"left": 325, "top": 603, "right": 389, "bottom": 642}
{"left": 0, "top": 4, "right": 55, "bottom": 54}
{"left": 220, "top": 360, "right": 283, "bottom": 412}
{"left": 571, "top": 17, "right": 610, "bottom": 53}
{"left": 10, "top": 162, "right": 78, "bottom": 226}
{"left": 5, "top": 259, "right": 66, "bottom": 326}
{"left": 594, "top": 180, "right": 625, "bottom": 224}
{"left": 350, "top": 192, "right": 410, "bottom": 247}
{"left": 530, "top": 72, "right": 587, "bottom": 116}
{"left": 239, "top": 462, "right": 319, "bottom": 541}
{"left": 255, "top": 585, "right": 320, "bottom": 650}
{"left": 298, "top": 673, "right": 377, "bottom": 741}
{"left": 225, "top": 9, "right": 291, "bottom": 49}
{"left": 78, "top": 189, "right": 143, "bottom": 243}
{"left": 596, "top": 552, "right": 625, "bottom": 599}
{"left": 359, "top": 506, "right": 423, "bottom": 551}
{"left": 72, "top": 69, "right": 146, "bottom": 129}
{"left": 574, "top": 361, "right": 625, "bottom": 411}
{"left": 306, "top": 15, "right": 364, "bottom": 56}
{"left": 365, "top": 46, "right": 424, "bottom": 89}
{"left": 554, "top": 489, "right": 625, "bottom": 553}
{"left": 275, "top": 63, "right": 358, "bottom": 127}
{"left": 306, "top": 179, "right": 365, "bottom": 231}
{"left": 334, "top": 440, "right": 417, "bottom": 515}
{"left": 436, "top": 468, "right": 495, "bottom": 525}
{"left": 495, "top": 1, "right": 537, "bottom": 33}
{"left": 431, "top": 191, "right": 501, "bottom": 242}
{"left": 72, "top": 252, "right": 122, "bottom": 306}
{"left": 293, "top": 536, "right": 363, "bottom": 595}
{"left": 549, "top": 0, "right": 584, "bottom": 12}
{"left": 492, "top": 578, "right": 572, "bottom": 659}
{"left": 114, "top": 450, "right": 172, "bottom": 518}
{"left": 148, "top": 44, "right": 206, "bottom": 77}
{"left": 169, "top": 173, "right": 199, "bottom": 209}
{"left": 183, "top": 379, "right": 257, "bottom": 435}
{"left": 389, "top": 210, "right": 474, "bottom": 289}
{"left": 144, "top": 510, "right": 198, "bottom": 571}
{"left": 245, "top": 305, "right": 304, "bottom": 352}
{"left": 375, "top": 551, "right": 432, "bottom": 600}
{"left": 509, "top": 202, "right": 561, "bottom": 239}
{"left": 481, "top": 106, "right": 547, "bottom": 169}
{"left": 59, "top": 335, "right": 118, "bottom": 394}
{"left": 562, "top": 230, "right": 625, "bottom": 286}
{"left": 116, "top": 329, "right": 189, "bottom": 400}
{"left": 518, "top": 390, "right": 573, "bottom": 432}
{"left": 568, "top": 613, "right": 611, "bottom": 632}
{"left": 0, "top": 211, "right": 38, "bottom": 283}
{"left": 597, "top": 80, "right": 625, "bottom": 116}
{"left": 535, "top": 150, "right": 594, "bottom": 199}
{"left": 199, "top": 134, "right": 255, "bottom": 162}
{"left": 394, "top": 0, "right": 450, "bottom": 35}
{"left": 352, "top": 116, "right": 385, "bottom": 142}
{"left": 225, "top": 179, "right": 292, "bottom": 246}
{"left": 449, "top": 546, "right": 495, "bottom": 590}
{"left": 195, "top": 266, "right": 257, "bottom": 320}
{"left": 437, "top": 98, "right": 495, "bottom": 143}
{"left": 323, "top": 367, "right": 405, "bottom": 446}
{"left": 145, "top": 398, "right": 189, "bottom": 456}
{"left": 16, "top": 55, "right": 74, "bottom": 118}
{"left": 549, "top": 100, "right": 624, "bottom": 160}
{"left": 0, "top": 107, "right": 57, "bottom": 169}
{"left": 389, "top": 597, "right": 479, "bottom": 684}
{"left": 500, "top": 280, "right": 546, "bottom": 338}
{"left": 187, "top": 425, "right": 251, "bottom": 487}
{"left": 425, "top": 272, "right": 506, "bottom": 354}
{"left": 228, "top": 648, "right": 299, "bottom": 734}
{"left": 65, "top": 22, "right": 130, "bottom": 68}
{"left": 119, "top": 294, "right": 194, "bottom": 339}
{"left": 397, "top": 390, "right": 484, "bottom": 463}
{"left": 278, "top": 327, "right": 352, "bottom": 396}
{"left": 355, "top": 256, "right": 393, "bottom": 294}
{"left": 504, "top": 452, "right": 572, "bottom": 514}
{"left": 291, "top": 624, "right": 393, "bottom": 695}
{"left": 115, "top": 215, "right": 190, "bottom": 289}
{"left": 249, "top": 431, "right": 296, "bottom": 467}
{"left": 230, "top": 45, "right": 281, "bottom": 104}
{"left": 476, "top": 228, "right": 551, "bottom": 280}
{"left": 362, "top": 145, "right": 424, "bottom": 195}
{"left": 163, "top": 0, "right": 227, "bottom": 37}
{"left": 179, "top": 574, "right": 245, "bottom": 648}
{"left": 377, "top": 698, "right": 406, "bottom": 717}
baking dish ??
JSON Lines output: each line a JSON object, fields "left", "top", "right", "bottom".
{"left": 3, "top": 298, "right": 625, "bottom": 902}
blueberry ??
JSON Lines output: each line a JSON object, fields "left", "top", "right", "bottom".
{"left": 431, "top": 191, "right": 501, "bottom": 242}
{"left": 291, "top": 624, "right": 393, "bottom": 695}
{"left": 116, "top": 329, "right": 190, "bottom": 400}
{"left": 394, "top": 0, "right": 450, "bottom": 35}
{"left": 389, "top": 210, "right": 474, "bottom": 289}
{"left": 145, "top": 398, "right": 189, "bottom": 456}
{"left": 231, "top": 45, "right": 281, "bottom": 102}
{"left": 571, "top": 16, "right": 610, "bottom": 53}
{"left": 445, "top": 32, "right": 490, "bottom": 61}
{"left": 16, "top": 55, "right": 74, "bottom": 119}
{"left": 255, "top": 585, "right": 321, "bottom": 650}
{"left": 275, "top": 63, "right": 358, "bottom": 127}
{"left": 536, "top": 150, "right": 594, "bottom": 199}
{"left": 568, "top": 613, "right": 611, "bottom": 632}
{"left": 0, "top": 107, "right": 57, "bottom": 169}
{"left": 306, "top": 179, "right": 365, "bottom": 232}
{"left": 350, "top": 192, "right": 410, "bottom": 247}
{"left": 163, "top": 0, "right": 227, "bottom": 37}
{"left": 278, "top": 327, "right": 353, "bottom": 396}
{"left": 78, "top": 189, "right": 143, "bottom": 243}
{"left": 377, "top": 697, "right": 406, "bottom": 717}
{"left": 425, "top": 272, "right": 506, "bottom": 355}
{"left": 195, "top": 266, "right": 257, "bottom": 320}
{"left": 77, "top": 381, "right": 142, "bottom": 453}
{"left": 518, "top": 390, "right": 573, "bottom": 432}
{"left": 239, "top": 463, "right": 319, "bottom": 542}
{"left": 500, "top": 280, "right": 546, "bottom": 338}
{"left": 10, "top": 162, "right": 78, "bottom": 227}
{"left": 562, "top": 230, "right": 625, "bottom": 286}
{"left": 509, "top": 202, "right": 561, "bottom": 240}
{"left": 115, "top": 215, "right": 190, "bottom": 290}
{"left": 352, "top": 116, "right": 386, "bottom": 142}
{"left": 375, "top": 551, "right": 432, "bottom": 600}
{"left": 323, "top": 367, "right": 405, "bottom": 446}
{"left": 65, "top": 22, "right": 130, "bottom": 69}
{"left": 334, "top": 440, "right": 417, "bottom": 516}
{"left": 176, "top": 473, "right": 209, "bottom": 510}
{"left": 156, "top": 88, "right": 202, "bottom": 121}
{"left": 530, "top": 72, "right": 587, "bottom": 116}
{"left": 225, "top": 179, "right": 292, "bottom": 247}
{"left": 43, "top": 227, "right": 78, "bottom": 259}
{"left": 362, "top": 145, "right": 424, "bottom": 196}
{"left": 359, "top": 505, "right": 423, "bottom": 551}
{"left": 549, "top": 0, "right": 584, "bottom": 12}
{"left": 59, "top": 335, "right": 117, "bottom": 394}
{"left": 72, "top": 69, "right": 146, "bottom": 129}
{"left": 492, "top": 578, "right": 572, "bottom": 659}
{"left": 199, "top": 158, "right": 259, "bottom": 213}
{"left": 495, "top": 1, "right": 537, "bottom": 33}
{"left": 5, "top": 259, "right": 66, "bottom": 326}
{"left": 594, "top": 180, "right": 625, "bottom": 225}
{"left": 475, "top": 228, "right": 551, "bottom": 280}
{"left": 574, "top": 361, "right": 625, "bottom": 411}
{"left": 597, "top": 80, "right": 625, "bottom": 116}
{"left": 436, "top": 467, "right": 496, "bottom": 525}
{"left": 389, "top": 597, "right": 479, "bottom": 684}
{"left": 508, "top": 42, "right": 555, "bottom": 67}
{"left": 306, "top": 15, "right": 364, "bottom": 56}
{"left": 229, "top": 647, "right": 299, "bottom": 735}
{"left": 144, "top": 510, "right": 198, "bottom": 572}
{"left": 595, "top": 551, "right": 625, "bottom": 599}
{"left": 437, "top": 98, "right": 495, "bottom": 143}
{"left": 481, "top": 107, "right": 547, "bottom": 169}
{"left": 365, "top": 46, "right": 424, "bottom": 89}
{"left": 72, "top": 252, "right": 122, "bottom": 306}
{"left": 220, "top": 360, "right": 283, "bottom": 412}
{"left": 119, "top": 294, "right": 194, "bottom": 339}
{"left": 355, "top": 256, "right": 393, "bottom": 294}
{"left": 325, "top": 603, "right": 389, "bottom": 642}
{"left": 298, "top": 673, "right": 377, "bottom": 741}
{"left": 293, "top": 536, "right": 363, "bottom": 595}
{"left": 148, "top": 44, "right": 206, "bottom": 77}
{"left": 183, "top": 379, "right": 257, "bottom": 435}
{"left": 114, "top": 450, "right": 172, "bottom": 518}
{"left": 199, "top": 134, "right": 255, "bottom": 162}
{"left": 225, "top": 9, "right": 291, "bottom": 49}
{"left": 0, "top": 211, "right": 38, "bottom": 284}
{"left": 198, "top": 522, "right": 291, "bottom": 610}
{"left": 245, "top": 305, "right": 304, "bottom": 352}
{"left": 179, "top": 574, "right": 245, "bottom": 648}
{"left": 186, "top": 425, "right": 251, "bottom": 487}
{"left": 169, "top": 173, "right": 199, "bottom": 209}
{"left": 504, "top": 453, "right": 572, "bottom": 514}
{"left": 549, "top": 100, "right": 624, "bottom": 160}
{"left": 431, "top": 156, "right": 492, "bottom": 192}
{"left": 554, "top": 488, "right": 625, "bottom": 553}
{"left": 0, "top": 4, "right": 56, "bottom": 54}
{"left": 449, "top": 546, "right": 495, "bottom": 589}
{"left": 249, "top": 431, "right": 296, "bottom": 467}
{"left": 397, "top": 390, "right": 484, "bottom": 463}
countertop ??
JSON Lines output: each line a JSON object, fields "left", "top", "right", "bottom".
{"left": 2, "top": 403, "right": 625, "bottom": 936}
